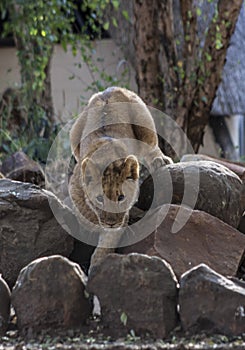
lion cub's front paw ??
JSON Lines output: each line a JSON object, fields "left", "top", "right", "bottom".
{"left": 151, "top": 155, "right": 173, "bottom": 172}
{"left": 88, "top": 247, "right": 114, "bottom": 276}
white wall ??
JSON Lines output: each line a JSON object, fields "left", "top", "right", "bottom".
{"left": 0, "top": 39, "right": 137, "bottom": 122}
{"left": 0, "top": 47, "right": 20, "bottom": 91}
{"left": 0, "top": 40, "right": 218, "bottom": 157}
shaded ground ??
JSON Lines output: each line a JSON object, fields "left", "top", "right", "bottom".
{"left": 1, "top": 330, "right": 245, "bottom": 350}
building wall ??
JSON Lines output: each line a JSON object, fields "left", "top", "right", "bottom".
{"left": 0, "top": 40, "right": 137, "bottom": 121}
{"left": 0, "top": 46, "right": 20, "bottom": 92}
{"left": 0, "top": 40, "right": 219, "bottom": 157}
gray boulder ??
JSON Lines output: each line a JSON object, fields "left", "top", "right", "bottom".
{"left": 87, "top": 253, "right": 178, "bottom": 339}
{"left": 122, "top": 205, "right": 245, "bottom": 279}
{"left": 179, "top": 264, "right": 245, "bottom": 336}
{"left": 12, "top": 255, "right": 91, "bottom": 334}
{"left": 0, "top": 179, "right": 74, "bottom": 287}
{"left": 137, "top": 161, "right": 244, "bottom": 227}
{"left": 0, "top": 151, "right": 45, "bottom": 187}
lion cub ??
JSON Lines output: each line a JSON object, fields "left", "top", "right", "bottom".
{"left": 69, "top": 87, "right": 172, "bottom": 272}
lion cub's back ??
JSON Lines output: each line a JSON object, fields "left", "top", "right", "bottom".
{"left": 88, "top": 86, "right": 142, "bottom": 106}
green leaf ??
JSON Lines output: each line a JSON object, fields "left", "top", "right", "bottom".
{"left": 205, "top": 53, "right": 212, "bottom": 62}
{"left": 215, "top": 39, "right": 223, "bottom": 50}
{"left": 122, "top": 10, "right": 129, "bottom": 21}
{"left": 112, "top": 0, "right": 119, "bottom": 10}
{"left": 120, "top": 312, "right": 128, "bottom": 326}
{"left": 103, "top": 21, "right": 110, "bottom": 31}
{"left": 187, "top": 10, "right": 192, "bottom": 19}
{"left": 112, "top": 17, "right": 118, "bottom": 28}
{"left": 196, "top": 8, "right": 202, "bottom": 16}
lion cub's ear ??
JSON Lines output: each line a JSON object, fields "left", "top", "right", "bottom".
{"left": 81, "top": 158, "right": 99, "bottom": 184}
{"left": 123, "top": 155, "right": 139, "bottom": 180}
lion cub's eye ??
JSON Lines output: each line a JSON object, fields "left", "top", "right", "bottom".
{"left": 126, "top": 176, "right": 133, "bottom": 180}
{"left": 96, "top": 195, "right": 104, "bottom": 204}
{"left": 118, "top": 194, "right": 125, "bottom": 202}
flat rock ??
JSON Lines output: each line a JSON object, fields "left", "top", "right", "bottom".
{"left": 137, "top": 161, "right": 244, "bottom": 228}
{"left": 122, "top": 205, "right": 245, "bottom": 279}
{"left": 87, "top": 253, "right": 178, "bottom": 339}
{"left": 0, "top": 179, "right": 74, "bottom": 287}
{"left": 0, "top": 151, "right": 45, "bottom": 187}
{"left": 0, "top": 275, "right": 11, "bottom": 335}
{"left": 179, "top": 264, "right": 245, "bottom": 335}
{"left": 11, "top": 255, "right": 91, "bottom": 333}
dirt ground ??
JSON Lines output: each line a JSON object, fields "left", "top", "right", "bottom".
{"left": 1, "top": 329, "right": 245, "bottom": 350}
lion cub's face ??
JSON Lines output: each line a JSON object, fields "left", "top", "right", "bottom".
{"left": 81, "top": 155, "right": 139, "bottom": 228}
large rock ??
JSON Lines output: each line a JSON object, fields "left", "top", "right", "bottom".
{"left": 0, "top": 275, "right": 11, "bottom": 335}
{"left": 0, "top": 151, "right": 45, "bottom": 187}
{"left": 179, "top": 264, "right": 245, "bottom": 336}
{"left": 137, "top": 161, "right": 244, "bottom": 228}
{"left": 0, "top": 179, "right": 74, "bottom": 287}
{"left": 87, "top": 253, "right": 178, "bottom": 339}
{"left": 12, "top": 255, "right": 91, "bottom": 333}
{"left": 181, "top": 154, "right": 245, "bottom": 181}
{"left": 122, "top": 205, "right": 245, "bottom": 279}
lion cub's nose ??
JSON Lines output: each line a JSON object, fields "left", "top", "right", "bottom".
{"left": 107, "top": 219, "right": 120, "bottom": 228}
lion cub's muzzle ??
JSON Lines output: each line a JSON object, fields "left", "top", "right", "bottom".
{"left": 98, "top": 208, "right": 128, "bottom": 228}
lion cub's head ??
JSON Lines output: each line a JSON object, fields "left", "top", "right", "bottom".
{"left": 81, "top": 155, "right": 139, "bottom": 228}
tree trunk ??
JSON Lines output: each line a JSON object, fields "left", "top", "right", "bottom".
{"left": 133, "top": 0, "right": 163, "bottom": 108}
{"left": 157, "top": 0, "right": 179, "bottom": 115}
{"left": 133, "top": 0, "right": 243, "bottom": 155}
{"left": 185, "top": 0, "right": 243, "bottom": 152}
{"left": 134, "top": 0, "right": 181, "bottom": 158}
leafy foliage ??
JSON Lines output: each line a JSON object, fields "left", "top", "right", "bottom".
{"left": 0, "top": 0, "right": 79, "bottom": 162}
{"left": 0, "top": 0, "right": 129, "bottom": 162}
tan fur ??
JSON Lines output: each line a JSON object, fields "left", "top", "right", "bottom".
{"left": 69, "top": 87, "right": 172, "bottom": 272}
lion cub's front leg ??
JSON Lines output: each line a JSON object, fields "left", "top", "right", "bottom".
{"left": 89, "top": 230, "right": 123, "bottom": 275}
{"left": 89, "top": 247, "right": 114, "bottom": 275}
{"left": 146, "top": 147, "right": 173, "bottom": 173}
